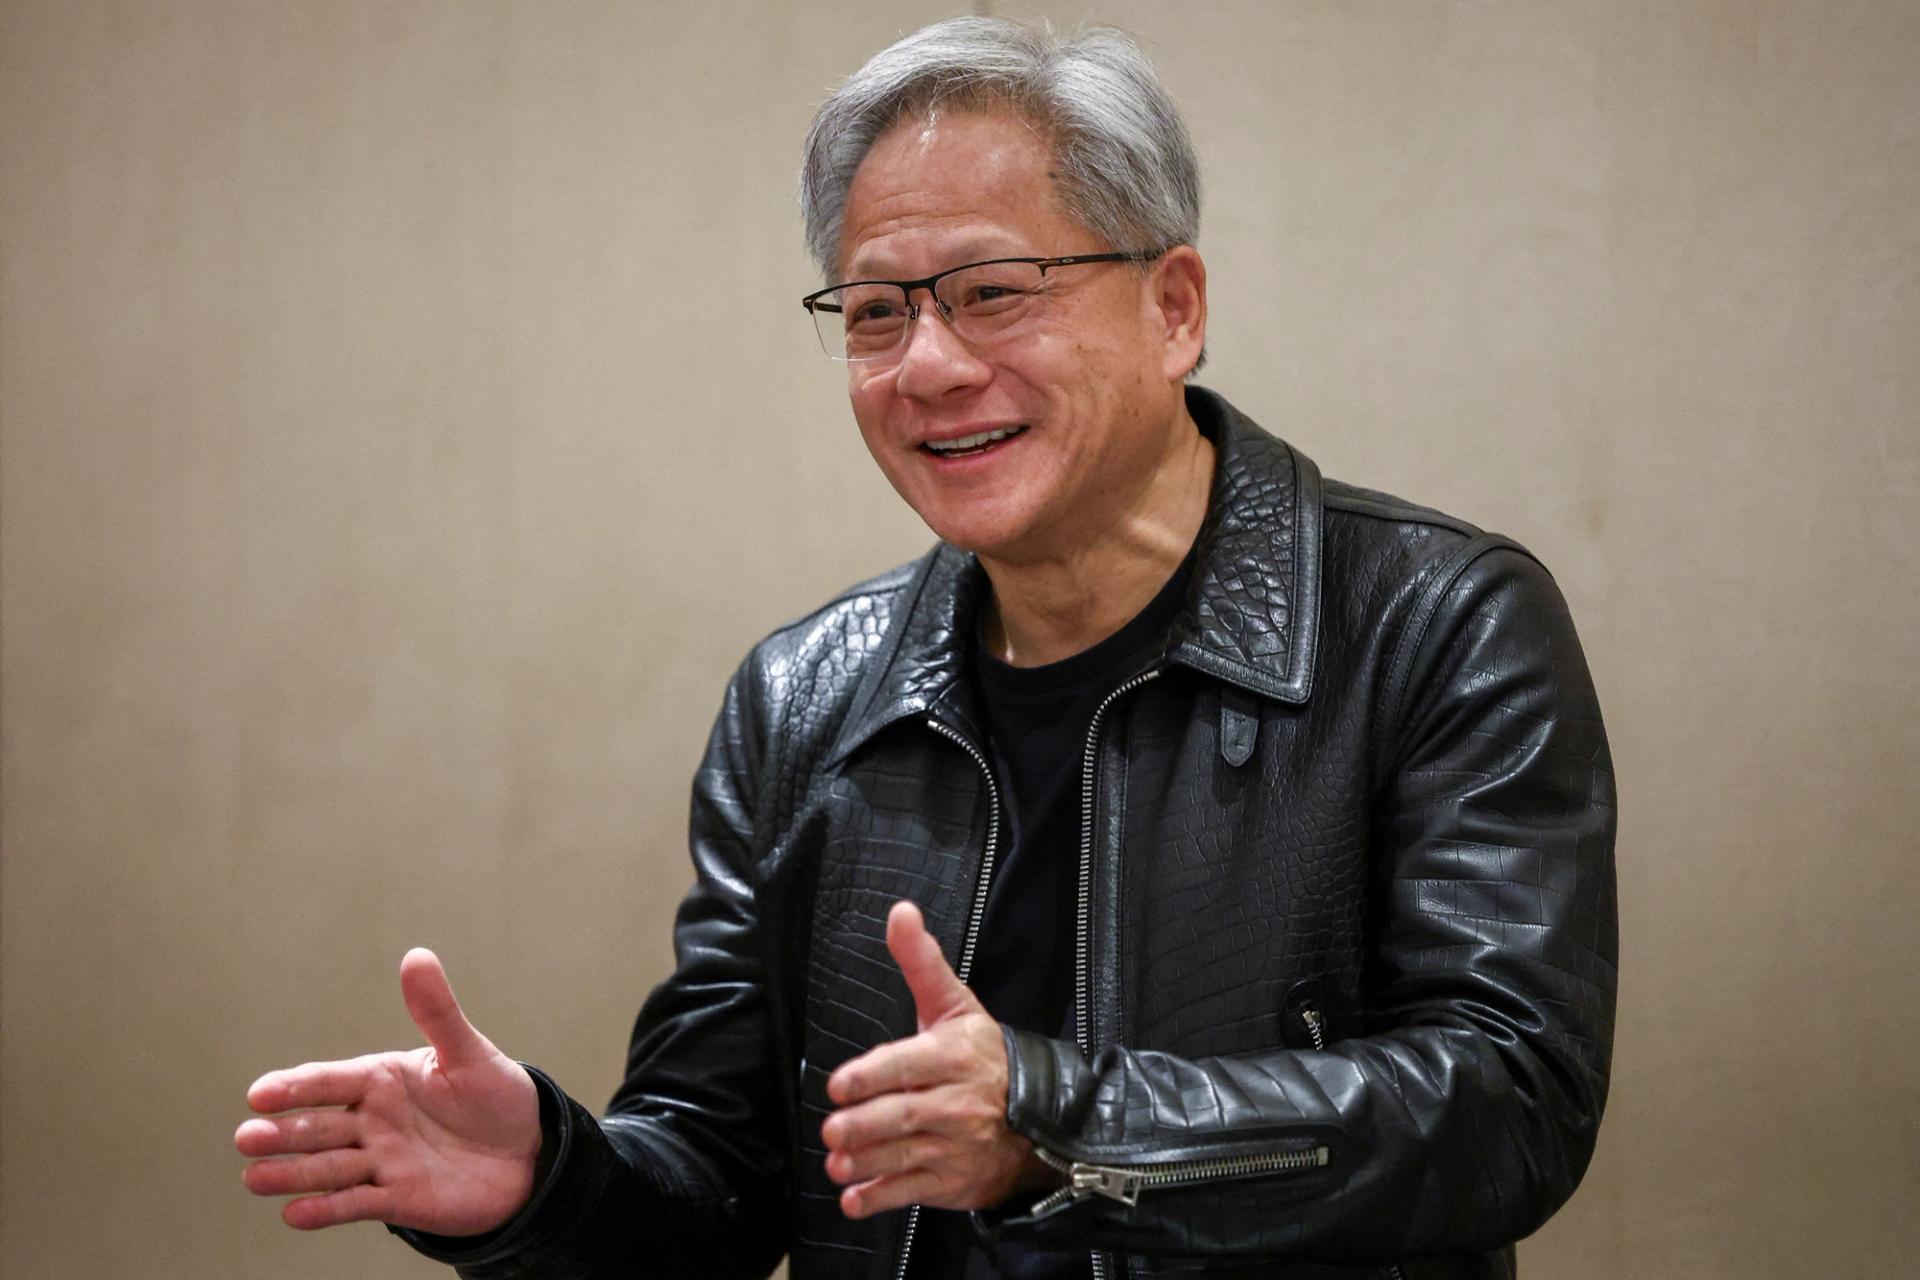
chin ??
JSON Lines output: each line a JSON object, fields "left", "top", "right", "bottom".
{"left": 924, "top": 512, "right": 1051, "bottom": 562}
{"left": 909, "top": 503, "right": 1004, "bottom": 553}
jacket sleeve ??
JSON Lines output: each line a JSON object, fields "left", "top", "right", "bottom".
{"left": 988, "top": 543, "right": 1618, "bottom": 1263}
{"left": 395, "top": 658, "right": 791, "bottom": 1280}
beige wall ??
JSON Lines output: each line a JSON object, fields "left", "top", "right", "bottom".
{"left": 2, "top": 2, "right": 1914, "bottom": 1276}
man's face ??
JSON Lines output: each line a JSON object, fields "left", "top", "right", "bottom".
{"left": 836, "top": 108, "right": 1184, "bottom": 563}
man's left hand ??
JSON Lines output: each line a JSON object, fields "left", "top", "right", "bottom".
{"left": 822, "top": 900, "right": 1049, "bottom": 1218}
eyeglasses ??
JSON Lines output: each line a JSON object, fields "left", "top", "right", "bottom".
{"left": 799, "top": 250, "right": 1165, "bottom": 362}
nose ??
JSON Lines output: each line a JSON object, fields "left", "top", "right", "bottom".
{"left": 891, "top": 288, "right": 992, "bottom": 402}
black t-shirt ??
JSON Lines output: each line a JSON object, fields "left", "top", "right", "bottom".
{"left": 922, "top": 551, "right": 1195, "bottom": 1280}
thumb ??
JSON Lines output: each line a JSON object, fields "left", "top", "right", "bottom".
{"left": 886, "top": 901, "right": 979, "bottom": 1031}
{"left": 399, "top": 947, "right": 491, "bottom": 1069}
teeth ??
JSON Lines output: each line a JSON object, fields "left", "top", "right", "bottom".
{"left": 927, "top": 425, "right": 1023, "bottom": 453}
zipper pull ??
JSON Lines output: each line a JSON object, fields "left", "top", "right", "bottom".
{"left": 1068, "top": 1161, "right": 1142, "bottom": 1206}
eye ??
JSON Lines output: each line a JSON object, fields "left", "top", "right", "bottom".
{"left": 841, "top": 291, "right": 907, "bottom": 331}
{"left": 955, "top": 280, "right": 1036, "bottom": 314}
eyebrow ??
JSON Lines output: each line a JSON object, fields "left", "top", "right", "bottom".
{"left": 844, "top": 235, "right": 1026, "bottom": 281}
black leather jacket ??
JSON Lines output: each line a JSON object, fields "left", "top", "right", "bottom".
{"left": 404, "top": 388, "right": 1617, "bottom": 1280}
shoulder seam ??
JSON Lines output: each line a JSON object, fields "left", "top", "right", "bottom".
{"left": 1322, "top": 491, "right": 1482, "bottom": 540}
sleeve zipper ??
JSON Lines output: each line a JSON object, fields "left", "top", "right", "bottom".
{"left": 1030, "top": 1142, "right": 1332, "bottom": 1214}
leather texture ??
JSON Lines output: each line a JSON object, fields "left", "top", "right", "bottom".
{"left": 400, "top": 387, "right": 1617, "bottom": 1280}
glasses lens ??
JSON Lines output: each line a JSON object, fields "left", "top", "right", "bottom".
{"left": 813, "top": 284, "right": 910, "bottom": 361}
{"left": 936, "top": 261, "right": 1047, "bottom": 344}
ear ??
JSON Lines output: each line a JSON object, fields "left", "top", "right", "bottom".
{"left": 1151, "top": 245, "right": 1207, "bottom": 381}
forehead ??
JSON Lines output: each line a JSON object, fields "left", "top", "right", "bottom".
{"left": 839, "top": 107, "right": 1089, "bottom": 277}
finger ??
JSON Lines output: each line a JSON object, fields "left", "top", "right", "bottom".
{"left": 823, "top": 1079, "right": 993, "bottom": 1152}
{"left": 841, "top": 1167, "right": 947, "bottom": 1219}
{"left": 822, "top": 1088, "right": 927, "bottom": 1153}
{"left": 234, "top": 1109, "right": 361, "bottom": 1157}
{"left": 824, "top": 1132, "right": 946, "bottom": 1185}
{"left": 242, "top": 1147, "right": 376, "bottom": 1198}
{"left": 282, "top": 1182, "right": 396, "bottom": 1230}
{"left": 247, "top": 1058, "right": 374, "bottom": 1114}
{"left": 399, "top": 947, "right": 489, "bottom": 1069}
{"left": 826, "top": 1031, "right": 964, "bottom": 1108}
{"left": 886, "top": 901, "right": 978, "bottom": 1031}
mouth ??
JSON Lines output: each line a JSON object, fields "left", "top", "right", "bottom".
{"left": 920, "top": 424, "right": 1028, "bottom": 459}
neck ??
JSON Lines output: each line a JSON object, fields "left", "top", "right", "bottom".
{"left": 979, "top": 404, "right": 1214, "bottom": 668}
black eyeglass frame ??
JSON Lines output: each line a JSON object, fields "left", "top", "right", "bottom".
{"left": 799, "top": 249, "right": 1168, "bottom": 357}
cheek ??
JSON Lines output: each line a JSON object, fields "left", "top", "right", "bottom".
{"left": 847, "top": 378, "right": 893, "bottom": 454}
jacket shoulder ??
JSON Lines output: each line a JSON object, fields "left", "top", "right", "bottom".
{"left": 1321, "top": 475, "right": 1483, "bottom": 543}
{"left": 1315, "top": 473, "right": 1558, "bottom": 593}
{"left": 755, "top": 558, "right": 921, "bottom": 657}
{"left": 1311, "top": 472, "right": 1579, "bottom": 733}
{"left": 730, "top": 552, "right": 928, "bottom": 751}
{"left": 1313, "top": 473, "right": 1506, "bottom": 618}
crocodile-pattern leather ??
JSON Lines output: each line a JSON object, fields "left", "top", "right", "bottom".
{"left": 400, "top": 387, "right": 1616, "bottom": 1280}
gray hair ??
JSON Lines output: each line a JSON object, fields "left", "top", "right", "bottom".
{"left": 799, "top": 17, "right": 1200, "bottom": 278}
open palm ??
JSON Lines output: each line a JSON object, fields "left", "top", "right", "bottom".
{"left": 236, "top": 949, "right": 541, "bottom": 1235}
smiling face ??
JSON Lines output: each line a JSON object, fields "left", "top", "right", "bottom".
{"left": 835, "top": 107, "right": 1201, "bottom": 565}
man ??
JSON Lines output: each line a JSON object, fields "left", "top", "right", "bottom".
{"left": 237, "top": 18, "right": 1616, "bottom": 1280}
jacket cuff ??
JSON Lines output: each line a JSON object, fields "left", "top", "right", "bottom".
{"left": 986, "top": 1027, "right": 1104, "bottom": 1244}
{"left": 390, "top": 1062, "right": 608, "bottom": 1270}
{"left": 1001, "top": 1025, "right": 1090, "bottom": 1149}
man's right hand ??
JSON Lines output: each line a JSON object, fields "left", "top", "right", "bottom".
{"left": 236, "top": 948, "right": 542, "bottom": 1235}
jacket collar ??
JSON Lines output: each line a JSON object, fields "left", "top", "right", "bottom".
{"left": 825, "top": 386, "right": 1322, "bottom": 766}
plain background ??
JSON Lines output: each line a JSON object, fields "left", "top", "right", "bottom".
{"left": 3, "top": 1, "right": 1915, "bottom": 1276}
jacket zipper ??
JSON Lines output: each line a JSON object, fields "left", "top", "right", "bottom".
{"left": 1037, "top": 668, "right": 1333, "bottom": 1280}
{"left": 1073, "top": 668, "right": 1162, "bottom": 1067}
{"left": 889, "top": 718, "right": 1004, "bottom": 1280}
{"left": 1072, "top": 667, "right": 1160, "bottom": 1280}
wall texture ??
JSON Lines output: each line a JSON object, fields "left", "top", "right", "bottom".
{"left": 3, "top": 2, "right": 1914, "bottom": 1276}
